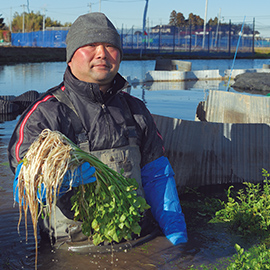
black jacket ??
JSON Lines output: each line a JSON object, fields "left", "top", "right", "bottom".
{"left": 8, "top": 67, "right": 164, "bottom": 174}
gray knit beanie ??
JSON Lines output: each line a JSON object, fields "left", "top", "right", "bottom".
{"left": 66, "top": 12, "right": 123, "bottom": 63}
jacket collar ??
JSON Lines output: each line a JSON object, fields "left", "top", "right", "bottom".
{"left": 63, "top": 66, "right": 129, "bottom": 103}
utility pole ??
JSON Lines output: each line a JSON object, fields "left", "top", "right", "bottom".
{"left": 202, "top": 0, "right": 208, "bottom": 49}
{"left": 252, "top": 17, "right": 255, "bottom": 57}
{"left": 142, "top": 0, "right": 149, "bottom": 46}
{"left": 140, "top": 0, "right": 149, "bottom": 58}
{"left": 27, "top": 0, "right": 30, "bottom": 13}
{"left": 10, "top": 7, "right": 12, "bottom": 32}
{"left": 42, "top": 7, "right": 47, "bottom": 31}
{"left": 21, "top": 4, "right": 26, "bottom": 33}
{"left": 88, "top": 3, "right": 92, "bottom": 13}
{"left": 214, "top": 8, "right": 221, "bottom": 47}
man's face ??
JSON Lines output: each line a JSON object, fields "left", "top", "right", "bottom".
{"left": 68, "top": 42, "right": 121, "bottom": 90}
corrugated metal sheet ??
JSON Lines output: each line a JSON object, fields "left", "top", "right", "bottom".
{"left": 152, "top": 114, "right": 270, "bottom": 189}
{"left": 196, "top": 90, "right": 270, "bottom": 123}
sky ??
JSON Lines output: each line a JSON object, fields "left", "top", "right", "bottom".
{"left": 2, "top": 0, "right": 270, "bottom": 37}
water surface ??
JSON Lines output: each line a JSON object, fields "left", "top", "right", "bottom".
{"left": 0, "top": 59, "right": 269, "bottom": 269}
{"left": 1, "top": 58, "right": 270, "bottom": 120}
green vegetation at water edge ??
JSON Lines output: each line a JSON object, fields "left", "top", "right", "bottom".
{"left": 188, "top": 168, "right": 270, "bottom": 269}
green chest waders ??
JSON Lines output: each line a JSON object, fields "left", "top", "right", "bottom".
{"left": 39, "top": 89, "right": 158, "bottom": 252}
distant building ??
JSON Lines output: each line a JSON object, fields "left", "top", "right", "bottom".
{"left": 151, "top": 25, "right": 173, "bottom": 34}
{"left": 45, "top": 27, "right": 70, "bottom": 31}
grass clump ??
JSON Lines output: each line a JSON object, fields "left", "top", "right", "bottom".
{"left": 189, "top": 169, "right": 270, "bottom": 270}
{"left": 209, "top": 169, "right": 270, "bottom": 236}
{"left": 186, "top": 169, "right": 270, "bottom": 269}
{"left": 189, "top": 242, "right": 270, "bottom": 270}
{"left": 227, "top": 243, "right": 270, "bottom": 270}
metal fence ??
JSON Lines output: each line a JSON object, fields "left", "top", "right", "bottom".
{"left": 11, "top": 30, "right": 68, "bottom": 47}
{"left": 10, "top": 21, "right": 270, "bottom": 55}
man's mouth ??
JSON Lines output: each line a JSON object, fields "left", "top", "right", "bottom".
{"left": 92, "top": 62, "right": 111, "bottom": 69}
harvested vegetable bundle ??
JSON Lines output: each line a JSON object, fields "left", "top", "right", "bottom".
{"left": 15, "top": 129, "right": 149, "bottom": 269}
{"left": 71, "top": 156, "right": 149, "bottom": 246}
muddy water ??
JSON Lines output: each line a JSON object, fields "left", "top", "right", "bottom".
{"left": 0, "top": 118, "right": 254, "bottom": 270}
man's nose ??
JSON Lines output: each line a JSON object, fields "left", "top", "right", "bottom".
{"left": 95, "top": 45, "right": 107, "bottom": 58}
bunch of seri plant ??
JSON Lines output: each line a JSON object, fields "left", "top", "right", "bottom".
{"left": 15, "top": 129, "right": 149, "bottom": 269}
{"left": 210, "top": 168, "right": 270, "bottom": 236}
{"left": 70, "top": 155, "right": 150, "bottom": 246}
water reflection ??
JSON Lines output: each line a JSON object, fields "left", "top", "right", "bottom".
{"left": 143, "top": 79, "right": 227, "bottom": 92}
{"left": 0, "top": 62, "right": 66, "bottom": 96}
{"left": 1, "top": 58, "right": 270, "bottom": 97}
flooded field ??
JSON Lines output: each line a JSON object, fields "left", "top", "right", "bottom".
{"left": 0, "top": 148, "right": 256, "bottom": 270}
{"left": 1, "top": 59, "right": 269, "bottom": 269}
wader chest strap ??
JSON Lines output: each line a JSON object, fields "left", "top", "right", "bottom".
{"left": 119, "top": 94, "right": 138, "bottom": 145}
{"left": 52, "top": 88, "right": 89, "bottom": 150}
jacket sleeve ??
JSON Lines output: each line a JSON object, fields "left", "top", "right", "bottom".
{"left": 141, "top": 156, "right": 188, "bottom": 245}
{"left": 7, "top": 93, "right": 75, "bottom": 174}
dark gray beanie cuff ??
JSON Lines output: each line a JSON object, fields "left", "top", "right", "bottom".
{"left": 66, "top": 13, "right": 123, "bottom": 63}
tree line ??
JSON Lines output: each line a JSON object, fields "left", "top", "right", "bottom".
{"left": 0, "top": 11, "right": 71, "bottom": 32}
{"left": 12, "top": 11, "right": 69, "bottom": 32}
{"left": 169, "top": 10, "right": 258, "bottom": 35}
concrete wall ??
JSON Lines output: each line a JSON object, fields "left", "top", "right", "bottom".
{"left": 144, "top": 67, "right": 270, "bottom": 82}
{"left": 154, "top": 59, "right": 192, "bottom": 71}
{"left": 145, "top": 70, "right": 223, "bottom": 82}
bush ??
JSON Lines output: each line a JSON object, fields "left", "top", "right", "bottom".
{"left": 210, "top": 169, "right": 270, "bottom": 236}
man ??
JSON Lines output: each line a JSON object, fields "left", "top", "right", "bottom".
{"left": 8, "top": 12, "right": 187, "bottom": 249}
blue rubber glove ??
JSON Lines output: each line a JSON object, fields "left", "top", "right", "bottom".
{"left": 13, "top": 162, "right": 96, "bottom": 204}
{"left": 141, "top": 156, "right": 188, "bottom": 245}
{"left": 13, "top": 162, "right": 23, "bottom": 203}
{"left": 60, "top": 162, "right": 96, "bottom": 190}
